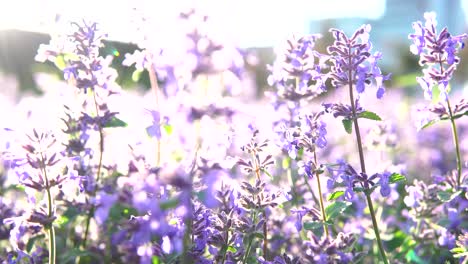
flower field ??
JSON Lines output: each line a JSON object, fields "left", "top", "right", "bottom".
{"left": 0, "top": 5, "right": 467, "bottom": 264}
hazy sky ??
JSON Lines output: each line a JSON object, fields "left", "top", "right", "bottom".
{"left": 0, "top": 0, "right": 466, "bottom": 47}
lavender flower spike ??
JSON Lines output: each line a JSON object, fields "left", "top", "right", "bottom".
{"left": 327, "top": 24, "right": 390, "bottom": 99}
{"left": 409, "top": 11, "right": 468, "bottom": 101}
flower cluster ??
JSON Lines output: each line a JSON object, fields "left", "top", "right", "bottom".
{"left": 1, "top": 8, "right": 467, "bottom": 264}
{"left": 327, "top": 25, "right": 390, "bottom": 99}
{"left": 409, "top": 12, "right": 468, "bottom": 101}
{"left": 36, "top": 21, "right": 117, "bottom": 93}
{"left": 267, "top": 34, "right": 327, "bottom": 100}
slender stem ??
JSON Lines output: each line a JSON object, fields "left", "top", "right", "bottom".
{"left": 446, "top": 99, "right": 463, "bottom": 188}
{"left": 251, "top": 153, "right": 268, "bottom": 259}
{"left": 313, "top": 151, "right": 329, "bottom": 237}
{"left": 437, "top": 60, "right": 462, "bottom": 189}
{"left": 303, "top": 173, "right": 320, "bottom": 205}
{"left": 148, "top": 63, "right": 161, "bottom": 167}
{"left": 48, "top": 226, "right": 56, "bottom": 264}
{"left": 252, "top": 152, "right": 261, "bottom": 180}
{"left": 242, "top": 210, "right": 257, "bottom": 264}
{"left": 41, "top": 154, "right": 55, "bottom": 264}
{"left": 348, "top": 63, "right": 389, "bottom": 264}
{"left": 221, "top": 230, "right": 229, "bottom": 264}
{"left": 93, "top": 92, "right": 104, "bottom": 185}
{"left": 287, "top": 160, "right": 298, "bottom": 205}
{"left": 82, "top": 91, "right": 104, "bottom": 248}
{"left": 182, "top": 216, "right": 193, "bottom": 264}
{"left": 242, "top": 238, "right": 254, "bottom": 264}
{"left": 262, "top": 210, "right": 268, "bottom": 260}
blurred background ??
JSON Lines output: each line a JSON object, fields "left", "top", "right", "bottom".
{"left": 1, "top": 0, "right": 468, "bottom": 99}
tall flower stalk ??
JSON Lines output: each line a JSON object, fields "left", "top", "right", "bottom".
{"left": 267, "top": 34, "right": 328, "bottom": 224}
{"left": 41, "top": 151, "right": 56, "bottom": 264}
{"left": 327, "top": 25, "right": 391, "bottom": 263}
{"left": 82, "top": 90, "right": 105, "bottom": 248}
{"left": 2, "top": 130, "right": 77, "bottom": 264}
{"left": 409, "top": 12, "right": 467, "bottom": 189}
{"left": 36, "top": 20, "right": 120, "bottom": 249}
{"left": 313, "top": 150, "right": 328, "bottom": 237}
{"left": 148, "top": 62, "right": 162, "bottom": 167}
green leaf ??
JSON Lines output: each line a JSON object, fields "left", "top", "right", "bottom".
{"left": 152, "top": 256, "right": 160, "bottom": 264}
{"left": 163, "top": 124, "right": 173, "bottom": 135}
{"left": 353, "top": 185, "right": 378, "bottom": 195}
{"left": 389, "top": 173, "right": 407, "bottom": 184}
{"left": 227, "top": 246, "right": 237, "bottom": 253}
{"left": 303, "top": 221, "right": 325, "bottom": 230}
{"left": 260, "top": 168, "right": 274, "bottom": 180}
{"left": 132, "top": 69, "right": 143, "bottom": 82}
{"left": 160, "top": 197, "right": 180, "bottom": 210}
{"left": 195, "top": 190, "right": 206, "bottom": 202}
{"left": 432, "top": 83, "right": 441, "bottom": 104}
{"left": 437, "top": 190, "right": 462, "bottom": 203}
{"left": 109, "top": 203, "right": 138, "bottom": 222}
{"left": 452, "top": 111, "right": 468, "bottom": 120}
{"left": 61, "top": 249, "right": 102, "bottom": 263}
{"left": 55, "top": 215, "right": 70, "bottom": 228}
{"left": 296, "top": 148, "right": 304, "bottom": 160}
{"left": 251, "top": 232, "right": 265, "bottom": 239}
{"left": 327, "top": 190, "right": 345, "bottom": 201}
{"left": 359, "top": 111, "right": 382, "bottom": 121}
{"left": 406, "top": 249, "right": 426, "bottom": 264}
{"left": 420, "top": 119, "right": 439, "bottom": 130}
{"left": 104, "top": 117, "right": 128, "bottom": 128}
{"left": 387, "top": 230, "right": 407, "bottom": 252}
{"left": 282, "top": 157, "right": 290, "bottom": 169}
{"left": 342, "top": 119, "right": 352, "bottom": 134}
{"left": 54, "top": 55, "right": 67, "bottom": 70}
{"left": 325, "top": 201, "right": 351, "bottom": 220}
{"left": 450, "top": 247, "right": 465, "bottom": 254}
{"left": 26, "top": 234, "right": 45, "bottom": 252}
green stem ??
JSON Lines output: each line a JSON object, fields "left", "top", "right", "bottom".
{"left": 242, "top": 201, "right": 258, "bottom": 264}
{"left": 447, "top": 95, "right": 463, "bottom": 188}
{"left": 262, "top": 210, "right": 268, "bottom": 260}
{"left": 82, "top": 91, "right": 104, "bottom": 248}
{"left": 148, "top": 63, "right": 161, "bottom": 167}
{"left": 313, "top": 151, "right": 329, "bottom": 237}
{"left": 348, "top": 65, "right": 389, "bottom": 264}
{"left": 48, "top": 226, "right": 56, "bottom": 264}
{"left": 287, "top": 163, "right": 298, "bottom": 206}
{"left": 182, "top": 216, "right": 193, "bottom": 264}
{"left": 303, "top": 173, "right": 320, "bottom": 205}
{"left": 437, "top": 59, "right": 463, "bottom": 189}
{"left": 41, "top": 154, "right": 55, "bottom": 264}
{"left": 242, "top": 238, "right": 254, "bottom": 264}
{"left": 221, "top": 230, "right": 229, "bottom": 264}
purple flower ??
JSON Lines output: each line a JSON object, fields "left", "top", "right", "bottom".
{"left": 200, "top": 168, "right": 230, "bottom": 208}
{"left": 409, "top": 20, "right": 426, "bottom": 55}
{"left": 379, "top": 172, "right": 391, "bottom": 197}
{"left": 323, "top": 100, "right": 364, "bottom": 120}
{"left": 279, "top": 112, "right": 327, "bottom": 157}
{"left": 409, "top": 12, "right": 468, "bottom": 101}
{"left": 36, "top": 20, "right": 117, "bottom": 93}
{"left": 268, "top": 34, "right": 328, "bottom": 103}
{"left": 146, "top": 109, "right": 161, "bottom": 139}
{"left": 94, "top": 192, "right": 118, "bottom": 225}
{"left": 327, "top": 24, "right": 390, "bottom": 99}
{"left": 297, "top": 160, "right": 316, "bottom": 179}
{"left": 403, "top": 182, "right": 425, "bottom": 208}
{"left": 291, "top": 206, "right": 321, "bottom": 232}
